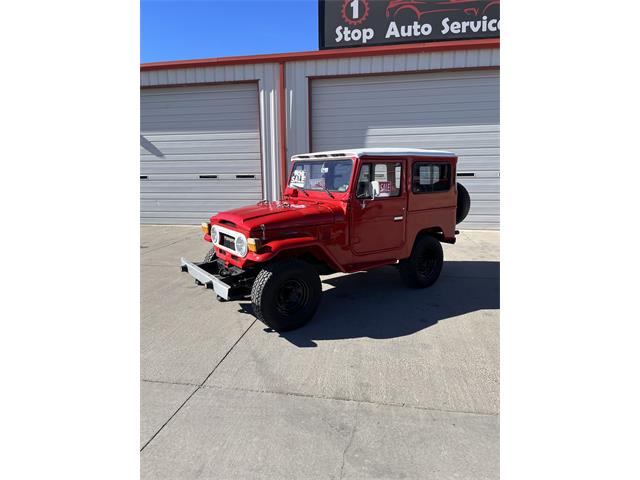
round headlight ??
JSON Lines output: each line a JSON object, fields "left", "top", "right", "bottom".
{"left": 211, "top": 226, "right": 219, "bottom": 244}
{"left": 235, "top": 236, "right": 248, "bottom": 257}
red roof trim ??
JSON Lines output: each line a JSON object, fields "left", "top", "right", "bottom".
{"left": 141, "top": 38, "right": 499, "bottom": 71}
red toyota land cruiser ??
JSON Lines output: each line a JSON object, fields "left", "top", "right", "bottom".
{"left": 181, "top": 148, "right": 470, "bottom": 332}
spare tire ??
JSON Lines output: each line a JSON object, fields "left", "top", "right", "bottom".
{"left": 456, "top": 182, "right": 471, "bottom": 224}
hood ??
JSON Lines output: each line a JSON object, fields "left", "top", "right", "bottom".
{"left": 211, "top": 200, "right": 336, "bottom": 232}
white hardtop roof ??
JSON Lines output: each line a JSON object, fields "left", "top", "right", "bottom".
{"left": 291, "top": 147, "right": 455, "bottom": 161}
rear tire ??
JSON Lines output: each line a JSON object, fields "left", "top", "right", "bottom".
{"left": 399, "top": 235, "right": 444, "bottom": 288}
{"left": 251, "top": 259, "right": 322, "bottom": 331}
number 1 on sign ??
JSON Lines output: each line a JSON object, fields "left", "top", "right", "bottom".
{"left": 351, "top": 0, "right": 359, "bottom": 19}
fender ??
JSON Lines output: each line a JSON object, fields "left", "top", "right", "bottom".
{"left": 410, "top": 226, "right": 456, "bottom": 247}
{"left": 253, "top": 236, "right": 345, "bottom": 272}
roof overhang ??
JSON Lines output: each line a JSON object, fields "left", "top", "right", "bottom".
{"left": 141, "top": 38, "right": 499, "bottom": 71}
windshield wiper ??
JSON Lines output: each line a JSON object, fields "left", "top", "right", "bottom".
{"left": 296, "top": 186, "right": 309, "bottom": 196}
{"left": 322, "top": 186, "right": 335, "bottom": 199}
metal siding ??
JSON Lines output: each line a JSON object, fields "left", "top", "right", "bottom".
{"left": 285, "top": 48, "right": 499, "bottom": 156}
{"left": 310, "top": 69, "right": 500, "bottom": 230}
{"left": 141, "top": 83, "right": 261, "bottom": 224}
{"left": 140, "top": 62, "right": 281, "bottom": 212}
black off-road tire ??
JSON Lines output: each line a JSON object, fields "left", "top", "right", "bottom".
{"left": 399, "top": 235, "right": 444, "bottom": 288}
{"left": 456, "top": 182, "right": 471, "bottom": 225}
{"left": 195, "top": 248, "right": 217, "bottom": 285}
{"left": 251, "top": 259, "right": 322, "bottom": 332}
{"left": 203, "top": 247, "right": 216, "bottom": 263}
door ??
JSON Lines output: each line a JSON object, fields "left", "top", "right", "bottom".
{"left": 351, "top": 160, "right": 406, "bottom": 255}
{"left": 140, "top": 83, "right": 262, "bottom": 224}
{"left": 311, "top": 69, "right": 500, "bottom": 230}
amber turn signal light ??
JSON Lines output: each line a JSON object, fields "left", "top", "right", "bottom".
{"left": 201, "top": 223, "right": 210, "bottom": 235}
{"left": 247, "top": 238, "right": 261, "bottom": 253}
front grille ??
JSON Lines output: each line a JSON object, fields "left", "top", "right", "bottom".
{"left": 220, "top": 233, "right": 236, "bottom": 251}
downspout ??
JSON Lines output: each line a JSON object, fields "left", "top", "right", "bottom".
{"left": 278, "top": 62, "right": 287, "bottom": 198}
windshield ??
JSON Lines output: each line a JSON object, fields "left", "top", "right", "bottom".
{"left": 288, "top": 159, "right": 354, "bottom": 193}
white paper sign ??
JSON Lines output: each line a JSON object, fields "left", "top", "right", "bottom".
{"left": 290, "top": 169, "right": 306, "bottom": 187}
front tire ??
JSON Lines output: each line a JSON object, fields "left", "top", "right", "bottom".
{"left": 203, "top": 247, "right": 216, "bottom": 263}
{"left": 251, "top": 259, "right": 322, "bottom": 331}
{"left": 196, "top": 247, "right": 217, "bottom": 285}
{"left": 399, "top": 235, "right": 444, "bottom": 288}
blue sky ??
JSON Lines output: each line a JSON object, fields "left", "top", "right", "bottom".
{"left": 141, "top": 0, "right": 319, "bottom": 63}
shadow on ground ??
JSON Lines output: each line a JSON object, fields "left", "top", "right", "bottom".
{"left": 238, "top": 260, "right": 499, "bottom": 347}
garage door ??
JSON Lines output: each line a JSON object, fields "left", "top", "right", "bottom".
{"left": 311, "top": 70, "right": 499, "bottom": 230}
{"left": 140, "top": 83, "right": 262, "bottom": 224}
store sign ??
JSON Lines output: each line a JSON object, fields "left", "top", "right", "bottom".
{"left": 319, "top": 0, "right": 500, "bottom": 49}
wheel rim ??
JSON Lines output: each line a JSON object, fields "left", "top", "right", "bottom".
{"left": 416, "top": 252, "right": 438, "bottom": 279}
{"left": 275, "top": 279, "right": 310, "bottom": 315}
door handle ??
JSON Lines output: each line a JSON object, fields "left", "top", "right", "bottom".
{"left": 393, "top": 216, "right": 404, "bottom": 222}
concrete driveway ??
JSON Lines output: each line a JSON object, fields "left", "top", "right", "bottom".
{"left": 140, "top": 226, "right": 499, "bottom": 479}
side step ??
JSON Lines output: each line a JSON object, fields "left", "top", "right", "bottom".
{"left": 180, "top": 258, "right": 231, "bottom": 300}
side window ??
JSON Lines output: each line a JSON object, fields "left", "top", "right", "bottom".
{"left": 412, "top": 163, "right": 451, "bottom": 194}
{"left": 356, "top": 162, "right": 403, "bottom": 198}
{"left": 373, "top": 162, "right": 402, "bottom": 197}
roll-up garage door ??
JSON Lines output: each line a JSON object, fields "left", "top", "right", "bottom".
{"left": 311, "top": 70, "right": 499, "bottom": 230}
{"left": 140, "top": 83, "right": 262, "bottom": 224}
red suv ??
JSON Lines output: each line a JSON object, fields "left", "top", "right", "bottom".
{"left": 181, "top": 148, "right": 471, "bottom": 331}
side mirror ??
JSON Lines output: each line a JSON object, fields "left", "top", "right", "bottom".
{"left": 370, "top": 181, "right": 380, "bottom": 199}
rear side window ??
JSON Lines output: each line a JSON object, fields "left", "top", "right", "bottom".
{"left": 412, "top": 163, "right": 451, "bottom": 194}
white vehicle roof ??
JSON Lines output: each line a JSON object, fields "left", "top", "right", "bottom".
{"left": 291, "top": 147, "right": 455, "bottom": 161}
